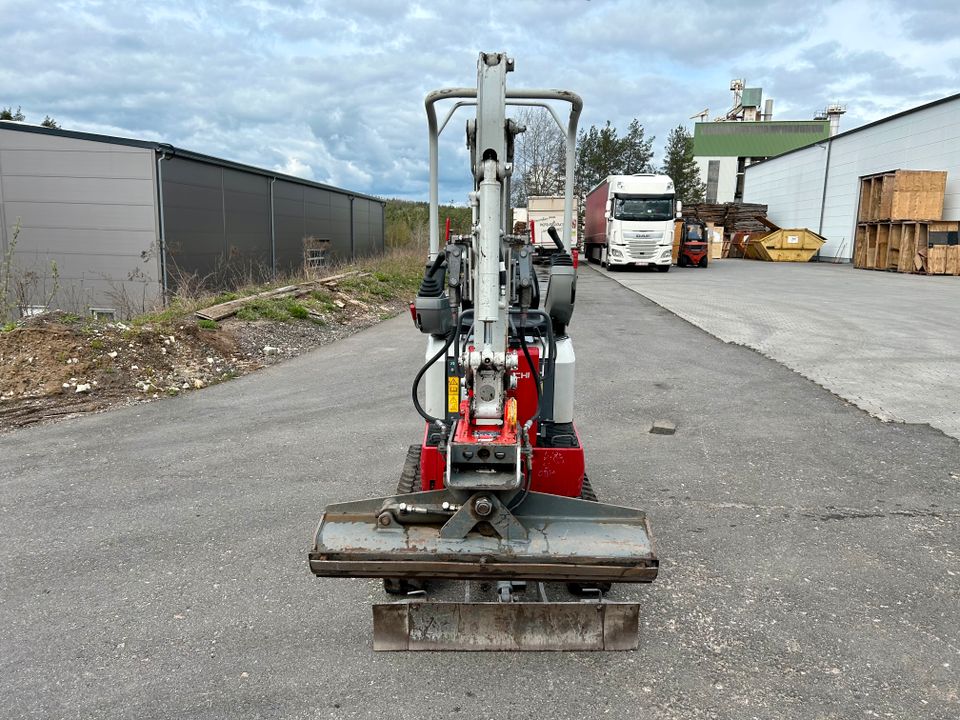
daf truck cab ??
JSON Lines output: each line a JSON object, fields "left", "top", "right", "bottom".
{"left": 584, "top": 174, "right": 677, "bottom": 271}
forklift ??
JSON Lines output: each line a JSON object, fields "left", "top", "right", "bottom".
{"left": 677, "top": 218, "right": 710, "bottom": 268}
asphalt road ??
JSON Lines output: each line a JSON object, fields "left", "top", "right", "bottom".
{"left": 597, "top": 259, "right": 960, "bottom": 439}
{"left": 2, "top": 267, "right": 958, "bottom": 719}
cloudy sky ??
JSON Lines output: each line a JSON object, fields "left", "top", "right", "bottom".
{"left": 2, "top": 0, "right": 957, "bottom": 202}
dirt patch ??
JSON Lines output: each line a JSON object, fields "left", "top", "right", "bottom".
{"left": 0, "top": 299, "right": 408, "bottom": 432}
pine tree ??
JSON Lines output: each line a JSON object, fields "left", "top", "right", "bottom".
{"left": 0, "top": 106, "right": 26, "bottom": 121}
{"left": 621, "top": 119, "right": 655, "bottom": 175}
{"left": 660, "top": 125, "right": 705, "bottom": 204}
{"left": 573, "top": 118, "right": 659, "bottom": 233}
{"left": 0, "top": 107, "right": 60, "bottom": 128}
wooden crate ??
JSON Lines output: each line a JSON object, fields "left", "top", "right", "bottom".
{"left": 854, "top": 221, "right": 936, "bottom": 272}
{"left": 876, "top": 223, "right": 890, "bottom": 269}
{"left": 928, "top": 245, "right": 948, "bottom": 274}
{"left": 926, "top": 221, "right": 960, "bottom": 275}
{"left": 858, "top": 170, "right": 947, "bottom": 222}
{"left": 948, "top": 246, "right": 960, "bottom": 276}
{"left": 672, "top": 219, "right": 683, "bottom": 264}
{"left": 886, "top": 223, "right": 901, "bottom": 270}
{"left": 897, "top": 223, "right": 918, "bottom": 273}
{"left": 864, "top": 224, "right": 879, "bottom": 268}
{"left": 707, "top": 223, "right": 723, "bottom": 260}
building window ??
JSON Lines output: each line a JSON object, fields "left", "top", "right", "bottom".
{"left": 706, "top": 160, "right": 720, "bottom": 203}
{"left": 303, "top": 237, "right": 331, "bottom": 273}
{"left": 89, "top": 307, "right": 117, "bottom": 321}
{"left": 305, "top": 247, "right": 328, "bottom": 269}
{"left": 20, "top": 305, "right": 48, "bottom": 318}
{"left": 735, "top": 156, "right": 747, "bottom": 201}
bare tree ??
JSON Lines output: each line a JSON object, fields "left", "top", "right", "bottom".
{"left": 510, "top": 108, "right": 565, "bottom": 207}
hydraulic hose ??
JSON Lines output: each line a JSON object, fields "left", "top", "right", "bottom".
{"left": 412, "top": 327, "right": 456, "bottom": 427}
{"left": 508, "top": 313, "right": 551, "bottom": 512}
{"left": 510, "top": 316, "right": 541, "bottom": 427}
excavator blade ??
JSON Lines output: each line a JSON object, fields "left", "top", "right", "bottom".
{"left": 308, "top": 490, "right": 658, "bottom": 584}
{"left": 372, "top": 600, "right": 639, "bottom": 651}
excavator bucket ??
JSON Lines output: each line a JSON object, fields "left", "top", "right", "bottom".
{"left": 372, "top": 597, "right": 640, "bottom": 651}
{"left": 309, "top": 490, "right": 657, "bottom": 651}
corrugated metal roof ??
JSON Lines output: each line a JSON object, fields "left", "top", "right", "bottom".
{"left": 0, "top": 120, "right": 385, "bottom": 204}
{"left": 693, "top": 120, "right": 830, "bottom": 158}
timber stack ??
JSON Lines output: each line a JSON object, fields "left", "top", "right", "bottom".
{"left": 683, "top": 202, "right": 769, "bottom": 235}
{"left": 853, "top": 170, "right": 960, "bottom": 275}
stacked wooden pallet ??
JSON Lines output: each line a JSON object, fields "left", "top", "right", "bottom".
{"left": 683, "top": 202, "right": 769, "bottom": 235}
{"left": 853, "top": 170, "right": 959, "bottom": 275}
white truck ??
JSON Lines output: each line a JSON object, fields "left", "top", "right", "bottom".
{"left": 583, "top": 174, "right": 677, "bottom": 271}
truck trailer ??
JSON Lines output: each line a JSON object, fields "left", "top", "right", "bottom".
{"left": 526, "top": 195, "right": 578, "bottom": 263}
{"left": 583, "top": 174, "right": 677, "bottom": 271}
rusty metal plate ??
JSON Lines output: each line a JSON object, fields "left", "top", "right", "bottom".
{"left": 310, "top": 490, "right": 659, "bottom": 584}
{"left": 372, "top": 601, "right": 639, "bottom": 651}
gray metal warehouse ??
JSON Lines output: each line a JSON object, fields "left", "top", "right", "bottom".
{"left": 743, "top": 92, "right": 960, "bottom": 261}
{"left": 0, "top": 121, "right": 385, "bottom": 317}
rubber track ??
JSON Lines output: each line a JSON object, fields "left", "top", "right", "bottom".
{"left": 580, "top": 474, "right": 598, "bottom": 502}
{"left": 395, "top": 444, "right": 422, "bottom": 494}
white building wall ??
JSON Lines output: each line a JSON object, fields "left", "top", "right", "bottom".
{"left": 0, "top": 127, "right": 160, "bottom": 315}
{"left": 694, "top": 156, "right": 738, "bottom": 203}
{"left": 740, "top": 145, "right": 826, "bottom": 237}
{"left": 744, "top": 95, "right": 960, "bottom": 260}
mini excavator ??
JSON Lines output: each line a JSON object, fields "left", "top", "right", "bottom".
{"left": 309, "top": 52, "right": 658, "bottom": 651}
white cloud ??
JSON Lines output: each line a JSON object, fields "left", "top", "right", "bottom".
{"left": 1, "top": 0, "right": 957, "bottom": 202}
{"left": 274, "top": 156, "right": 314, "bottom": 180}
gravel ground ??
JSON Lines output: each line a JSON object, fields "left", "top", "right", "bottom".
{"left": 0, "top": 300, "right": 406, "bottom": 432}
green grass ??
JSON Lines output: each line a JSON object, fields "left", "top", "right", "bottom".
{"left": 132, "top": 301, "right": 193, "bottom": 327}
{"left": 287, "top": 302, "right": 309, "bottom": 319}
{"left": 1, "top": 321, "right": 17, "bottom": 332}
{"left": 309, "top": 288, "right": 338, "bottom": 313}
{"left": 234, "top": 296, "right": 310, "bottom": 322}
{"left": 209, "top": 292, "right": 239, "bottom": 305}
{"left": 89, "top": 339, "right": 104, "bottom": 350}
{"left": 119, "top": 246, "right": 425, "bottom": 329}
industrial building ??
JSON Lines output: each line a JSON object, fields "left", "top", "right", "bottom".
{"left": 0, "top": 121, "right": 385, "bottom": 317}
{"left": 692, "top": 81, "right": 839, "bottom": 203}
{"left": 743, "top": 92, "right": 960, "bottom": 261}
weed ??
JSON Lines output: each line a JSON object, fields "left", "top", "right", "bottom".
{"left": 132, "top": 304, "right": 190, "bottom": 327}
{"left": 197, "top": 318, "right": 218, "bottom": 330}
{"left": 209, "top": 292, "right": 239, "bottom": 305}
{"left": 1, "top": 321, "right": 16, "bottom": 332}
{"left": 287, "top": 302, "right": 309, "bottom": 320}
{"left": 89, "top": 339, "right": 104, "bottom": 350}
{"left": 236, "top": 299, "right": 288, "bottom": 322}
